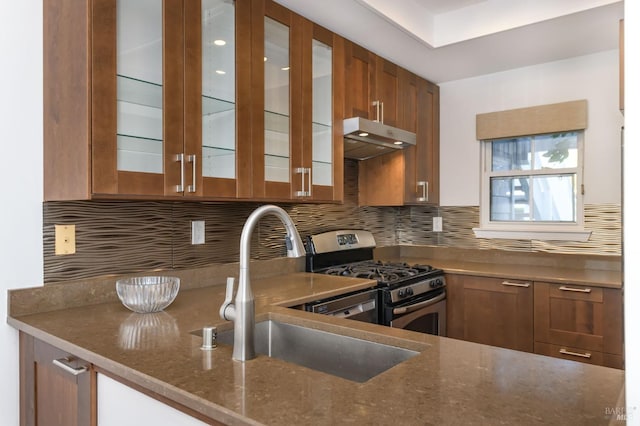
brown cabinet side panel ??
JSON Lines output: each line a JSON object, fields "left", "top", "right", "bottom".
{"left": 44, "top": 0, "right": 92, "bottom": 200}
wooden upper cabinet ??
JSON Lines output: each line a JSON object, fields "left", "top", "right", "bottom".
{"left": 446, "top": 274, "right": 534, "bottom": 352}
{"left": 249, "top": 0, "right": 343, "bottom": 202}
{"left": 358, "top": 69, "right": 440, "bottom": 206}
{"left": 344, "top": 42, "right": 399, "bottom": 127}
{"left": 44, "top": 0, "right": 342, "bottom": 202}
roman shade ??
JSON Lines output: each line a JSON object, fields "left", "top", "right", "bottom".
{"left": 476, "top": 99, "right": 587, "bottom": 140}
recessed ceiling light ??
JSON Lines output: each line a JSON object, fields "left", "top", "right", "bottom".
{"left": 216, "top": 70, "right": 226, "bottom": 75}
{"left": 281, "top": 66, "right": 290, "bottom": 71}
{"left": 264, "top": 56, "right": 268, "bottom": 62}
{"left": 358, "top": 132, "right": 369, "bottom": 137}
{"left": 393, "top": 141, "right": 403, "bottom": 145}
{"left": 213, "top": 39, "right": 226, "bottom": 46}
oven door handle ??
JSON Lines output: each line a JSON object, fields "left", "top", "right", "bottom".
{"left": 392, "top": 291, "right": 446, "bottom": 315}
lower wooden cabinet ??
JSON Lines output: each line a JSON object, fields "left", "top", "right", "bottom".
{"left": 446, "top": 274, "right": 534, "bottom": 352}
{"left": 534, "top": 281, "right": 623, "bottom": 369}
{"left": 20, "top": 332, "right": 96, "bottom": 426}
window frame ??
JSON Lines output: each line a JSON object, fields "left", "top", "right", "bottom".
{"left": 473, "top": 131, "right": 591, "bottom": 241}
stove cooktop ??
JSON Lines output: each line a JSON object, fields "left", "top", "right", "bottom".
{"left": 322, "top": 260, "right": 441, "bottom": 286}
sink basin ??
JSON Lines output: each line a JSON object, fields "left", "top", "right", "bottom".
{"left": 213, "top": 320, "right": 419, "bottom": 383}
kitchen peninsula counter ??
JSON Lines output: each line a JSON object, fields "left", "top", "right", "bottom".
{"left": 9, "top": 271, "right": 624, "bottom": 425}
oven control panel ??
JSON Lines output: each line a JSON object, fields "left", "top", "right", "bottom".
{"left": 337, "top": 233, "right": 358, "bottom": 246}
{"left": 308, "top": 230, "right": 376, "bottom": 254}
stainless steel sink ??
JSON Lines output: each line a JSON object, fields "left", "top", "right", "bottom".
{"left": 214, "top": 320, "right": 419, "bottom": 383}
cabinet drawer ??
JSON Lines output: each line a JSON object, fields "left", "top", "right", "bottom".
{"left": 534, "top": 282, "right": 623, "bottom": 355}
{"left": 534, "top": 342, "right": 623, "bottom": 369}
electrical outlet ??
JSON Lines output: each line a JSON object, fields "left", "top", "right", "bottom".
{"left": 191, "top": 220, "right": 205, "bottom": 245}
{"left": 55, "top": 224, "right": 76, "bottom": 255}
{"left": 433, "top": 217, "right": 443, "bottom": 233}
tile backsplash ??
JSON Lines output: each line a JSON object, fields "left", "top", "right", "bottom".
{"left": 43, "top": 160, "right": 621, "bottom": 283}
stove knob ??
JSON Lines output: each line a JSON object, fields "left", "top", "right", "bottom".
{"left": 436, "top": 278, "right": 443, "bottom": 286}
{"left": 398, "top": 289, "right": 406, "bottom": 298}
{"left": 406, "top": 287, "right": 414, "bottom": 297}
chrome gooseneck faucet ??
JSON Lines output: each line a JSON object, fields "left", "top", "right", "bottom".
{"left": 219, "top": 205, "right": 305, "bottom": 361}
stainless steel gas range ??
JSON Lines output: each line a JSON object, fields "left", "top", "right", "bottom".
{"left": 305, "top": 230, "right": 446, "bottom": 336}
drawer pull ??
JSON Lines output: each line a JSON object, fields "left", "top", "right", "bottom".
{"left": 501, "top": 281, "right": 530, "bottom": 288}
{"left": 559, "top": 286, "right": 592, "bottom": 293}
{"left": 559, "top": 348, "right": 592, "bottom": 359}
{"left": 53, "top": 357, "right": 88, "bottom": 376}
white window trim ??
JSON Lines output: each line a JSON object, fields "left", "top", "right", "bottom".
{"left": 474, "top": 132, "right": 591, "bottom": 242}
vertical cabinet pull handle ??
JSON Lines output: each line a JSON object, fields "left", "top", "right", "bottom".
{"left": 294, "top": 167, "right": 310, "bottom": 197}
{"left": 558, "top": 286, "right": 592, "bottom": 293}
{"left": 174, "top": 153, "right": 185, "bottom": 193}
{"left": 372, "top": 100, "right": 384, "bottom": 123}
{"left": 559, "top": 348, "right": 592, "bottom": 359}
{"left": 187, "top": 154, "right": 196, "bottom": 193}
{"left": 501, "top": 281, "right": 531, "bottom": 288}
{"left": 417, "top": 181, "right": 428, "bottom": 202}
{"left": 53, "top": 357, "right": 88, "bottom": 376}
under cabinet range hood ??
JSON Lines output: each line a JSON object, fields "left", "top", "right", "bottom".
{"left": 343, "top": 116, "right": 416, "bottom": 160}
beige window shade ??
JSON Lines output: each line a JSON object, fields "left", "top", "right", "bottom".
{"left": 476, "top": 100, "right": 587, "bottom": 140}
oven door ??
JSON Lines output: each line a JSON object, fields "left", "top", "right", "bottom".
{"left": 388, "top": 291, "right": 446, "bottom": 336}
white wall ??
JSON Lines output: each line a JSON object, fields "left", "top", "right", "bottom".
{"left": 0, "top": 2, "right": 44, "bottom": 425}
{"left": 439, "top": 50, "right": 623, "bottom": 207}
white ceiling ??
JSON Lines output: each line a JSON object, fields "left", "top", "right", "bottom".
{"left": 273, "top": 0, "right": 624, "bottom": 83}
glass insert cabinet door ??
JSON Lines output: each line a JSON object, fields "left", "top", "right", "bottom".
{"left": 264, "top": 16, "right": 291, "bottom": 185}
{"left": 311, "top": 38, "right": 332, "bottom": 188}
{"left": 201, "top": 0, "right": 236, "bottom": 181}
{"left": 116, "top": 0, "right": 163, "bottom": 174}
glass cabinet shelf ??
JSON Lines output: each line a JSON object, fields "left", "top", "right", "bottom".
{"left": 117, "top": 75, "right": 162, "bottom": 109}
{"left": 202, "top": 95, "right": 235, "bottom": 116}
{"left": 265, "top": 110, "right": 290, "bottom": 133}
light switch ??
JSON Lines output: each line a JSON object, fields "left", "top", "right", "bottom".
{"left": 433, "top": 217, "right": 443, "bottom": 233}
{"left": 191, "top": 220, "right": 205, "bottom": 245}
{"left": 55, "top": 224, "right": 76, "bottom": 255}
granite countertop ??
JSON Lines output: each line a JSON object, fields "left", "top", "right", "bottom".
{"left": 8, "top": 272, "right": 624, "bottom": 425}
{"left": 388, "top": 257, "right": 622, "bottom": 288}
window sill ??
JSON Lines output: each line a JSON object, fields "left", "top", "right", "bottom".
{"left": 472, "top": 227, "right": 592, "bottom": 242}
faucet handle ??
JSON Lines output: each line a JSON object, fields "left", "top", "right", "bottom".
{"left": 219, "top": 277, "right": 236, "bottom": 321}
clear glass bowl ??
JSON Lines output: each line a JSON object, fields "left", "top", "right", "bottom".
{"left": 116, "top": 276, "right": 180, "bottom": 313}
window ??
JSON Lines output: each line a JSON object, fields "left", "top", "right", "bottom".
{"left": 474, "top": 131, "right": 591, "bottom": 241}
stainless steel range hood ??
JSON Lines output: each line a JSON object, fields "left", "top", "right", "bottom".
{"left": 343, "top": 117, "right": 416, "bottom": 160}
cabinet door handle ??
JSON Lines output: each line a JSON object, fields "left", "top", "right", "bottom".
{"left": 417, "top": 181, "right": 428, "bottom": 202}
{"left": 294, "top": 167, "right": 311, "bottom": 197}
{"left": 502, "top": 281, "right": 531, "bottom": 288}
{"left": 559, "top": 348, "right": 592, "bottom": 359}
{"left": 372, "top": 100, "right": 384, "bottom": 123}
{"left": 174, "top": 153, "right": 185, "bottom": 193}
{"left": 559, "top": 286, "right": 591, "bottom": 293}
{"left": 53, "top": 357, "right": 88, "bottom": 376}
{"left": 187, "top": 154, "right": 196, "bottom": 193}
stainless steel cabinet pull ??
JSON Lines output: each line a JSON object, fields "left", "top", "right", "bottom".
{"left": 372, "top": 100, "right": 384, "bottom": 123}
{"left": 502, "top": 281, "right": 531, "bottom": 288}
{"left": 53, "top": 357, "right": 88, "bottom": 376}
{"left": 294, "top": 167, "right": 311, "bottom": 197}
{"left": 174, "top": 153, "right": 185, "bottom": 193}
{"left": 559, "top": 348, "right": 592, "bottom": 359}
{"left": 559, "top": 286, "right": 591, "bottom": 293}
{"left": 187, "top": 154, "right": 196, "bottom": 193}
{"left": 417, "top": 181, "right": 428, "bottom": 202}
